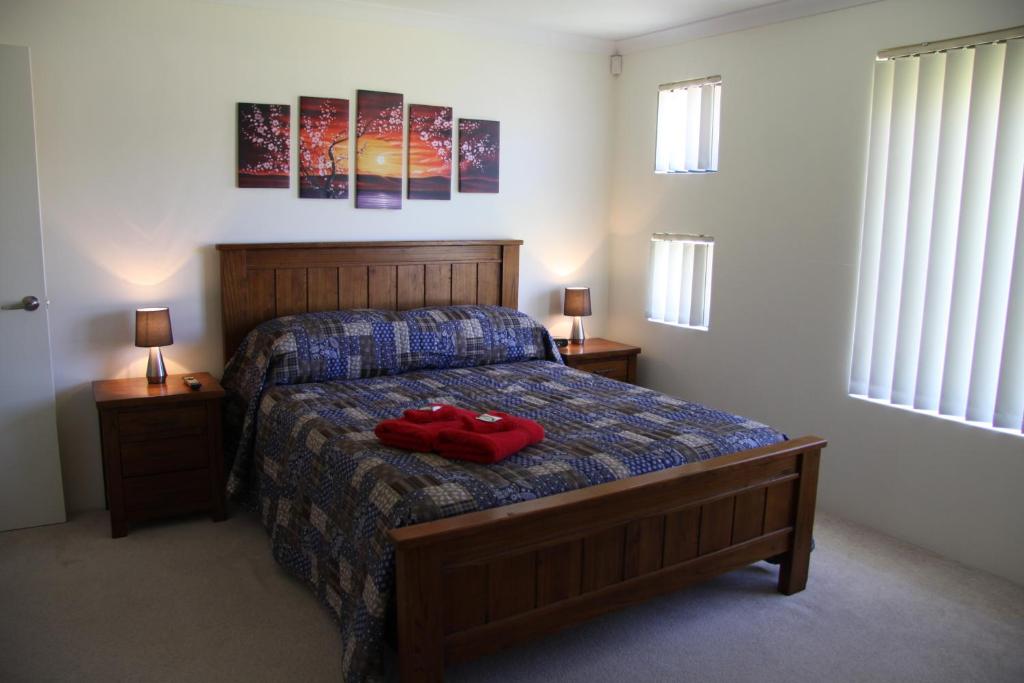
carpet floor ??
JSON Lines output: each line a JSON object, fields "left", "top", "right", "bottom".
{"left": 1, "top": 510, "right": 1021, "bottom": 682}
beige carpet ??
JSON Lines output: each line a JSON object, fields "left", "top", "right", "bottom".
{"left": 1, "top": 510, "right": 1021, "bottom": 682}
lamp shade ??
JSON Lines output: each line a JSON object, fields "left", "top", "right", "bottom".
{"left": 563, "top": 287, "right": 592, "bottom": 317}
{"left": 135, "top": 307, "right": 173, "bottom": 348}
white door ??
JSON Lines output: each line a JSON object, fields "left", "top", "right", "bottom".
{"left": 0, "top": 44, "right": 66, "bottom": 531}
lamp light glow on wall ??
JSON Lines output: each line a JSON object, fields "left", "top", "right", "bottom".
{"left": 563, "top": 287, "right": 592, "bottom": 343}
{"left": 135, "top": 307, "right": 173, "bottom": 384}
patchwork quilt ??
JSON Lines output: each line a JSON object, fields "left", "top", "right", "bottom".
{"left": 220, "top": 307, "right": 785, "bottom": 682}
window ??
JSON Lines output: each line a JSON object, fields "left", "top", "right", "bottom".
{"left": 850, "top": 30, "right": 1024, "bottom": 435}
{"left": 647, "top": 234, "right": 714, "bottom": 329}
{"left": 655, "top": 76, "right": 721, "bottom": 173}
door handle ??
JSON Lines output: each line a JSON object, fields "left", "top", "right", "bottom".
{"left": 1, "top": 295, "right": 41, "bottom": 311}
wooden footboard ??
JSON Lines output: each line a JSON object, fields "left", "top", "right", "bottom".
{"left": 389, "top": 435, "right": 825, "bottom": 681}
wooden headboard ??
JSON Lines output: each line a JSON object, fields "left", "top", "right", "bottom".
{"left": 216, "top": 240, "right": 523, "bottom": 361}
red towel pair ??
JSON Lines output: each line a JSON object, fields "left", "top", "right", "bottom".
{"left": 374, "top": 404, "right": 544, "bottom": 463}
{"left": 373, "top": 404, "right": 477, "bottom": 452}
{"left": 435, "top": 411, "right": 545, "bottom": 464}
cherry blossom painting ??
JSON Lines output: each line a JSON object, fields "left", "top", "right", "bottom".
{"left": 458, "top": 118, "right": 499, "bottom": 194}
{"left": 237, "top": 103, "right": 290, "bottom": 188}
{"left": 299, "top": 96, "right": 349, "bottom": 199}
{"left": 355, "top": 90, "right": 403, "bottom": 209}
{"left": 408, "top": 104, "right": 452, "bottom": 200}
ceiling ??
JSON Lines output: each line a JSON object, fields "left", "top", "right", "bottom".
{"left": 349, "top": 0, "right": 786, "bottom": 42}
{"left": 220, "top": 0, "right": 880, "bottom": 52}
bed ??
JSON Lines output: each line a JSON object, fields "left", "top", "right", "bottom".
{"left": 217, "top": 240, "right": 826, "bottom": 682}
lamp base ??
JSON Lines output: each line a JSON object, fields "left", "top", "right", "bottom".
{"left": 146, "top": 347, "right": 167, "bottom": 384}
{"left": 570, "top": 316, "right": 586, "bottom": 344}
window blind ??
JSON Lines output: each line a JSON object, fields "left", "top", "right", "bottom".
{"left": 647, "top": 234, "right": 713, "bottom": 329}
{"left": 655, "top": 76, "right": 721, "bottom": 173}
{"left": 850, "top": 35, "right": 1024, "bottom": 434}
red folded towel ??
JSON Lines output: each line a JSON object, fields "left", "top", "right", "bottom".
{"left": 435, "top": 411, "right": 545, "bottom": 464}
{"left": 401, "top": 404, "right": 467, "bottom": 423}
{"left": 456, "top": 411, "right": 545, "bottom": 439}
{"left": 374, "top": 404, "right": 477, "bottom": 452}
{"left": 435, "top": 429, "right": 533, "bottom": 464}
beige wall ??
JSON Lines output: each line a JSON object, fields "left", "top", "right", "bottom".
{"left": 607, "top": 0, "right": 1024, "bottom": 584}
{"left": 0, "top": 0, "right": 613, "bottom": 512}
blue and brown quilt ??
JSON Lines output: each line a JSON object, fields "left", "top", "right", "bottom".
{"left": 221, "top": 306, "right": 784, "bottom": 681}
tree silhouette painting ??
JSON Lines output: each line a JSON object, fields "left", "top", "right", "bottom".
{"left": 237, "top": 103, "right": 290, "bottom": 188}
{"left": 299, "top": 96, "right": 349, "bottom": 199}
{"left": 355, "top": 90, "right": 403, "bottom": 209}
{"left": 458, "top": 118, "right": 499, "bottom": 193}
{"left": 408, "top": 104, "right": 452, "bottom": 200}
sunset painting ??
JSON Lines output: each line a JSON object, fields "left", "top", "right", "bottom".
{"left": 408, "top": 104, "right": 452, "bottom": 200}
{"left": 356, "top": 90, "right": 404, "bottom": 209}
{"left": 299, "top": 96, "right": 349, "bottom": 199}
{"left": 237, "top": 102, "right": 290, "bottom": 188}
{"left": 458, "top": 118, "right": 499, "bottom": 193}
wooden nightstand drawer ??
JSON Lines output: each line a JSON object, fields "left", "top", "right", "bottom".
{"left": 118, "top": 404, "right": 207, "bottom": 440}
{"left": 120, "top": 434, "right": 209, "bottom": 477}
{"left": 572, "top": 358, "right": 629, "bottom": 381}
{"left": 122, "top": 469, "right": 211, "bottom": 518}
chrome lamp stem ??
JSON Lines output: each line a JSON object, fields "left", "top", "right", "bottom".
{"left": 570, "top": 316, "right": 586, "bottom": 343}
{"left": 146, "top": 346, "right": 167, "bottom": 384}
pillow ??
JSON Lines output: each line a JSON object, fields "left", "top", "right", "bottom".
{"left": 239, "top": 305, "right": 560, "bottom": 386}
{"left": 220, "top": 305, "right": 562, "bottom": 497}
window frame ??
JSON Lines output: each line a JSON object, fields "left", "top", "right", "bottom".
{"left": 848, "top": 31, "right": 1024, "bottom": 436}
{"left": 646, "top": 233, "right": 714, "bottom": 331}
{"left": 654, "top": 75, "right": 722, "bottom": 175}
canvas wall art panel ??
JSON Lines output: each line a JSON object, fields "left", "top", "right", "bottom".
{"left": 408, "top": 104, "right": 452, "bottom": 200}
{"left": 458, "top": 118, "right": 499, "bottom": 193}
{"left": 355, "top": 90, "right": 403, "bottom": 209}
{"left": 237, "top": 102, "right": 290, "bottom": 188}
{"left": 299, "top": 96, "right": 349, "bottom": 199}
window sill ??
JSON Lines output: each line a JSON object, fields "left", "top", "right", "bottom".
{"left": 647, "top": 318, "right": 708, "bottom": 332}
{"left": 848, "top": 393, "right": 1023, "bottom": 438}
{"left": 654, "top": 170, "right": 718, "bottom": 175}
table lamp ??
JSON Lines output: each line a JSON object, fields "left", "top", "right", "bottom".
{"left": 135, "top": 307, "right": 173, "bottom": 384}
{"left": 564, "top": 287, "right": 591, "bottom": 344}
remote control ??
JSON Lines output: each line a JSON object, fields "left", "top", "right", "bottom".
{"left": 183, "top": 375, "right": 202, "bottom": 391}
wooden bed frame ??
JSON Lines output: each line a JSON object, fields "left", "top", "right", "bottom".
{"left": 216, "top": 240, "right": 826, "bottom": 683}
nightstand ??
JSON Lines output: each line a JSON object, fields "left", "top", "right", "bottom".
{"left": 92, "top": 373, "right": 226, "bottom": 538}
{"left": 559, "top": 338, "right": 641, "bottom": 384}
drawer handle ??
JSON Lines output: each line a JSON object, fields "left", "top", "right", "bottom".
{"left": 594, "top": 368, "right": 616, "bottom": 376}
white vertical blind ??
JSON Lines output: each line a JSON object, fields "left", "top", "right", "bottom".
{"left": 665, "top": 240, "right": 684, "bottom": 323}
{"left": 890, "top": 52, "right": 945, "bottom": 406}
{"left": 698, "top": 83, "right": 715, "bottom": 169}
{"left": 689, "top": 243, "right": 710, "bottom": 327}
{"left": 849, "top": 59, "right": 895, "bottom": 397}
{"left": 867, "top": 57, "right": 919, "bottom": 400}
{"left": 967, "top": 40, "right": 1024, "bottom": 423}
{"left": 647, "top": 235, "right": 713, "bottom": 329}
{"left": 913, "top": 48, "right": 973, "bottom": 411}
{"left": 993, "top": 187, "right": 1024, "bottom": 429}
{"left": 685, "top": 89, "right": 701, "bottom": 171}
{"left": 677, "top": 243, "right": 695, "bottom": 324}
{"left": 711, "top": 87, "right": 722, "bottom": 170}
{"left": 938, "top": 43, "right": 1005, "bottom": 418}
{"left": 648, "top": 238, "right": 669, "bottom": 322}
{"left": 851, "top": 37, "right": 1024, "bottom": 434}
{"left": 655, "top": 77, "right": 721, "bottom": 173}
